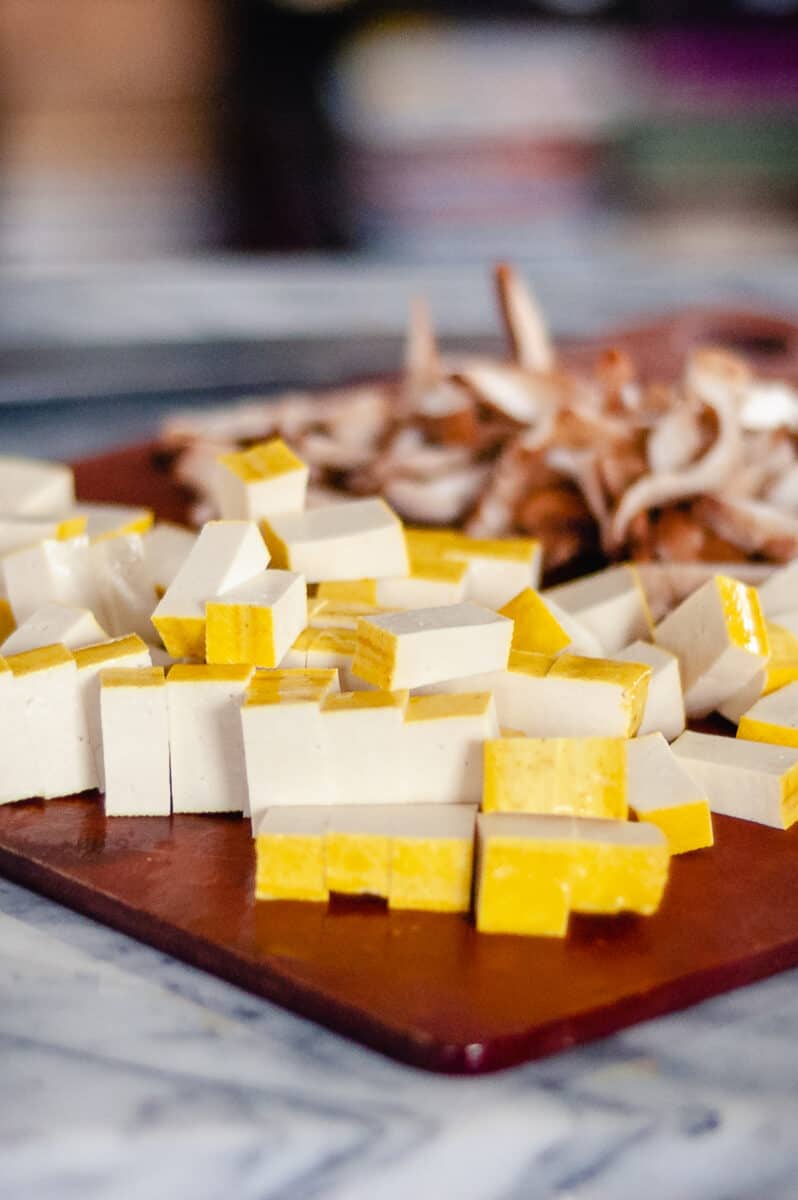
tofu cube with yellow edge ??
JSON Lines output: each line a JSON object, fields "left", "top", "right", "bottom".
{"left": 306, "top": 599, "right": 398, "bottom": 631}
{"left": 0, "top": 655, "right": 35, "bottom": 803}
{"left": 414, "top": 650, "right": 650, "bottom": 739}
{"left": 0, "top": 455, "right": 74, "bottom": 517}
{"left": 375, "top": 558, "right": 469, "bottom": 609}
{"left": 672, "top": 730, "right": 798, "bottom": 829}
{"left": 151, "top": 521, "right": 270, "bottom": 658}
{"left": 764, "top": 619, "right": 798, "bottom": 695}
{"left": 402, "top": 692, "right": 499, "bottom": 805}
{"left": 2, "top": 536, "right": 105, "bottom": 625}
{"left": 615, "top": 640, "right": 685, "bottom": 742}
{"left": 167, "top": 664, "right": 254, "bottom": 814}
{"left": 0, "top": 597, "right": 14, "bottom": 644}
{"left": 254, "top": 806, "right": 329, "bottom": 902}
{"left": 100, "top": 667, "right": 170, "bottom": 816}
{"left": 325, "top": 806, "right": 392, "bottom": 897}
{"left": 205, "top": 570, "right": 306, "bottom": 667}
{"left": 406, "top": 529, "right": 541, "bottom": 608}
{"left": 387, "top": 803, "right": 477, "bottom": 913}
{"left": 321, "top": 689, "right": 409, "bottom": 805}
{"left": 352, "top": 602, "right": 512, "bottom": 691}
{"left": 316, "top": 579, "right": 378, "bottom": 605}
{"left": 283, "top": 626, "right": 364, "bottom": 691}
{"left": 74, "top": 635, "right": 153, "bottom": 790}
{"left": 737, "top": 682, "right": 798, "bottom": 750}
{"left": 544, "top": 564, "right": 653, "bottom": 655}
{"left": 5, "top": 644, "right": 94, "bottom": 799}
{"left": 483, "top": 736, "right": 628, "bottom": 819}
{"left": 476, "top": 812, "right": 669, "bottom": 937}
{"left": 655, "top": 575, "right": 769, "bottom": 719}
{"left": 242, "top": 669, "right": 339, "bottom": 825}
{"left": 69, "top": 502, "right": 154, "bottom": 541}
{"left": 261, "top": 498, "right": 408, "bottom": 582}
{"left": 214, "top": 438, "right": 309, "bottom": 521}
{"left": 627, "top": 732, "right": 713, "bottom": 854}
{"left": 2, "top": 604, "right": 107, "bottom": 656}
{"left": 499, "top": 587, "right": 603, "bottom": 657}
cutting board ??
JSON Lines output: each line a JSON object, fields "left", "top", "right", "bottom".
{"left": 2, "top": 307, "right": 798, "bottom": 1075}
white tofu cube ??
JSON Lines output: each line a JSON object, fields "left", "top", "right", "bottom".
{"left": 544, "top": 564, "right": 652, "bottom": 654}
{"left": 205, "top": 570, "right": 307, "bottom": 668}
{"left": 262, "top": 498, "right": 408, "bottom": 583}
{"left": 101, "top": 668, "right": 171, "bottom": 817}
{"left": 0, "top": 456, "right": 74, "bottom": 516}
{"left": 672, "top": 729, "right": 798, "bottom": 829}
{"left": 402, "top": 692, "right": 498, "bottom": 804}
{"left": 214, "top": 439, "right": 309, "bottom": 520}
{"left": 75, "top": 635, "right": 153, "bottom": 790}
{"left": 3, "top": 536, "right": 105, "bottom": 625}
{"left": 615, "top": 640, "right": 685, "bottom": 741}
{"left": 1, "top": 604, "right": 107, "bottom": 656}
{"left": 167, "top": 664, "right": 254, "bottom": 814}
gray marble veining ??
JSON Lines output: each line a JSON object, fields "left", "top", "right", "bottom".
{"left": 3, "top": 875, "right": 798, "bottom": 1200}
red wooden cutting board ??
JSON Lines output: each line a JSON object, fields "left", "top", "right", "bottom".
{"left": 2, "top": 307, "right": 798, "bottom": 1075}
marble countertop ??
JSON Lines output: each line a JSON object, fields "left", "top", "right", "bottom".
{"left": 3, "top": 255, "right": 798, "bottom": 1198}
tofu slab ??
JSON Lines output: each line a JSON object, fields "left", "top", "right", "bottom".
{"left": 101, "top": 668, "right": 171, "bottom": 817}
{"left": 672, "top": 729, "right": 798, "bottom": 829}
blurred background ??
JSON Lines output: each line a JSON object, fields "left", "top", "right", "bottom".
{"left": 0, "top": 0, "right": 797, "bottom": 455}
{"left": 1, "top": 0, "right": 796, "bottom": 265}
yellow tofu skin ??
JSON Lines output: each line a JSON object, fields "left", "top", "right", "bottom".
{"left": 151, "top": 614, "right": 206, "bottom": 660}
{"left": 317, "top": 580, "right": 379, "bottom": 605}
{"left": 0, "top": 599, "right": 15, "bottom": 643}
{"left": 168, "top": 663, "right": 253, "bottom": 684}
{"left": 565, "top": 839, "right": 668, "bottom": 915}
{"left": 6, "top": 642, "right": 73, "bottom": 676}
{"left": 483, "top": 736, "right": 628, "bottom": 819}
{"left": 322, "top": 689, "right": 407, "bottom": 713}
{"left": 405, "top": 692, "right": 493, "bottom": 722}
{"left": 205, "top": 601, "right": 277, "bottom": 667}
{"left": 326, "top": 832, "right": 390, "bottom": 897}
{"left": 389, "top": 837, "right": 474, "bottom": 913}
{"left": 255, "top": 833, "right": 328, "bottom": 902}
{"left": 55, "top": 516, "right": 88, "bottom": 539}
{"left": 549, "top": 655, "right": 651, "bottom": 737}
{"left": 351, "top": 618, "right": 397, "bottom": 691}
{"left": 73, "top": 634, "right": 149, "bottom": 670}
{"left": 244, "top": 667, "right": 337, "bottom": 706}
{"left": 635, "top": 801, "right": 714, "bottom": 856}
{"left": 404, "top": 527, "right": 539, "bottom": 568}
{"left": 499, "top": 588, "right": 571, "bottom": 656}
{"left": 101, "top": 666, "right": 166, "bottom": 689}
{"left": 476, "top": 841, "right": 570, "bottom": 937}
{"left": 737, "top": 714, "right": 798, "bottom": 751}
{"left": 259, "top": 520, "right": 290, "bottom": 568}
{"left": 764, "top": 621, "right": 798, "bottom": 695}
{"left": 716, "top": 576, "right": 769, "bottom": 658}
{"left": 219, "top": 438, "right": 305, "bottom": 485}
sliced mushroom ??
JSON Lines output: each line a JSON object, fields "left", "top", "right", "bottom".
{"left": 494, "top": 263, "right": 555, "bottom": 372}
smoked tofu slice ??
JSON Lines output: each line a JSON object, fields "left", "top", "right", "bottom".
{"left": 242, "top": 669, "right": 340, "bottom": 825}
{"left": 254, "top": 805, "right": 329, "bottom": 902}
{"left": 483, "top": 736, "right": 628, "bottom": 819}
{"left": 672, "top": 730, "right": 798, "bottom": 829}
{"left": 352, "top": 603, "right": 512, "bottom": 691}
{"left": 475, "top": 812, "right": 669, "bottom": 936}
{"left": 627, "top": 733, "right": 714, "bottom": 854}
{"left": 262, "top": 498, "right": 408, "bottom": 582}
{"left": 737, "top": 682, "right": 798, "bottom": 750}
{"left": 4, "top": 645, "right": 94, "bottom": 800}
{"left": 544, "top": 564, "right": 652, "bottom": 655}
{"left": 0, "top": 456, "right": 74, "bottom": 517}
{"left": 167, "top": 664, "right": 254, "bottom": 814}
{"left": 205, "top": 570, "right": 307, "bottom": 667}
{"left": 499, "top": 588, "right": 602, "bottom": 658}
{"left": 654, "top": 575, "right": 769, "bottom": 719}
{"left": 415, "top": 651, "right": 650, "bottom": 738}
{"left": 74, "top": 635, "right": 152, "bottom": 791}
{"left": 614, "top": 640, "right": 686, "bottom": 742}
{"left": 1, "top": 605, "right": 107, "bottom": 655}
{"left": 402, "top": 693, "right": 498, "bottom": 805}
{"left": 214, "top": 438, "right": 309, "bottom": 520}
{"left": 100, "top": 668, "right": 171, "bottom": 817}
{"left": 152, "top": 521, "right": 270, "bottom": 658}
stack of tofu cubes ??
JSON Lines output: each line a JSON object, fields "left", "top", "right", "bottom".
{"left": 5, "top": 441, "right": 798, "bottom": 938}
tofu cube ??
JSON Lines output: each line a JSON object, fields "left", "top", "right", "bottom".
{"left": 672, "top": 729, "right": 798, "bottom": 829}
{"left": 205, "top": 570, "right": 307, "bottom": 667}
{"left": 483, "top": 736, "right": 628, "bottom": 819}
{"left": 737, "top": 681, "right": 798, "bottom": 750}
{"left": 0, "top": 456, "right": 74, "bottom": 516}
{"left": 214, "top": 438, "right": 309, "bottom": 520}
{"left": 167, "top": 664, "right": 254, "bottom": 814}
{"left": 254, "top": 806, "right": 329, "bottom": 902}
{"left": 262, "top": 498, "right": 409, "bottom": 582}
{"left": 544, "top": 565, "right": 652, "bottom": 654}
{"left": 320, "top": 690, "right": 409, "bottom": 806}
{"left": 627, "top": 732, "right": 713, "bottom": 854}
{"left": 74, "top": 635, "right": 152, "bottom": 790}
{"left": 387, "top": 803, "right": 477, "bottom": 913}
{"left": 615, "top": 640, "right": 685, "bottom": 741}
{"left": 402, "top": 693, "right": 498, "bottom": 805}
{"left": 101, "top": 668, "right": 171, "bottom": 816}
{"left": 3, "top": 536, "right": 105, "bottom": 625}
{"left": 1, "top": 604, "right": 108, "bottom": 656}
{"left": 499, "top": 587, "right": 603, "bottom": 657}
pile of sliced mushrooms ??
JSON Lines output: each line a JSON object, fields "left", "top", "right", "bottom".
{"left": 161, "top": 265, "right": 798, "bottom": 581}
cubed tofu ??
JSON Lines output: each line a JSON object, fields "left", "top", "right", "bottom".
{"left": 90, "top": 534, "right": 156, "bottom": 640}
{"left": 655, "top": 575, "right": 769, "bottom": 719}
{"left": 441, "top": 533, "right": 542, "bottom": 609}
{"left": 262, "top": 498, "right": 408, "bottom": 582}
{"left": 152, "top": 521, "right": 270, "bottom": 658}
{"left": 74, "top": 635, "right": 152, "bottom": 790}
{"left": 402, "top": 693, "right": 498, "bottom": 805}
{"left": 757, "top": 561, "right": 798, "bottom": 619}
{"left": 141, "top": 522, "right": 196, "bottom": 593}
{"left": 2, "top": 536, "right": 105, "bottom": 625}
{"left": 167, "top": 664, "right": 254, "bottom": 814}
{"left": 320, "top": 690, "right": 409, "bottom": 806}
{"left": 100, "top": 668, "right": 171, "bottom": 817}
{"left": 0, "top": 656, "right": 37, "bottom": 804}
{"left": 737, "top": 682, "right": 798, "bottom": 750}
{"left": 242, "top": 669, "right": 340, "bottom": 824}
{"left": 284, "top": 626, "right": 364, "bottom": 691}
{"left": 475, "top": 812, "right": 669, "bottom": 936}
{"left": 672, "top": 729, "right": 798, "bottom": 829}
{"left": 1, "top": 604, "right": 107, "bottom": 656}
{"left": 352, "top": 602, "right": 512, "bottom": 691}
{"left": 544, "top": 565, "right": 652, "bottom": 655}
{"left": 4, "top": 645, "right": 94, "bottom": 799}
{"left": 499, "top": 587, "right": 603, "bottom": 658}
{"left": 387, "top": 803, "right": 477, "bottom": 912}
{"left": 627, "top": 732, "right": 713, "bottom": 854}
{"left": 483, "top": 736, "right": 628, "bottom": 818}
{"left": 69, "top": 502, "right": 153, "bottom": 541}
{"left": 205, "top": 570, "right": 307, "bottom": 667}
{"left": 614, "top": 640, "right": 686, "bottom": 741}
{"left": 254, "top": 805, "right": 329, "bottom": 901}
{"left": 214, "top": 438, "right": 309, "bottom": 520}
{"left": 0, "top": 514, "right": 86, "bottom": 555}
{"left": 374, "top": 559, "right": 469, "bottom": 609}
{"left": 0, "top": 456, "right": 74, "bottom": 517}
